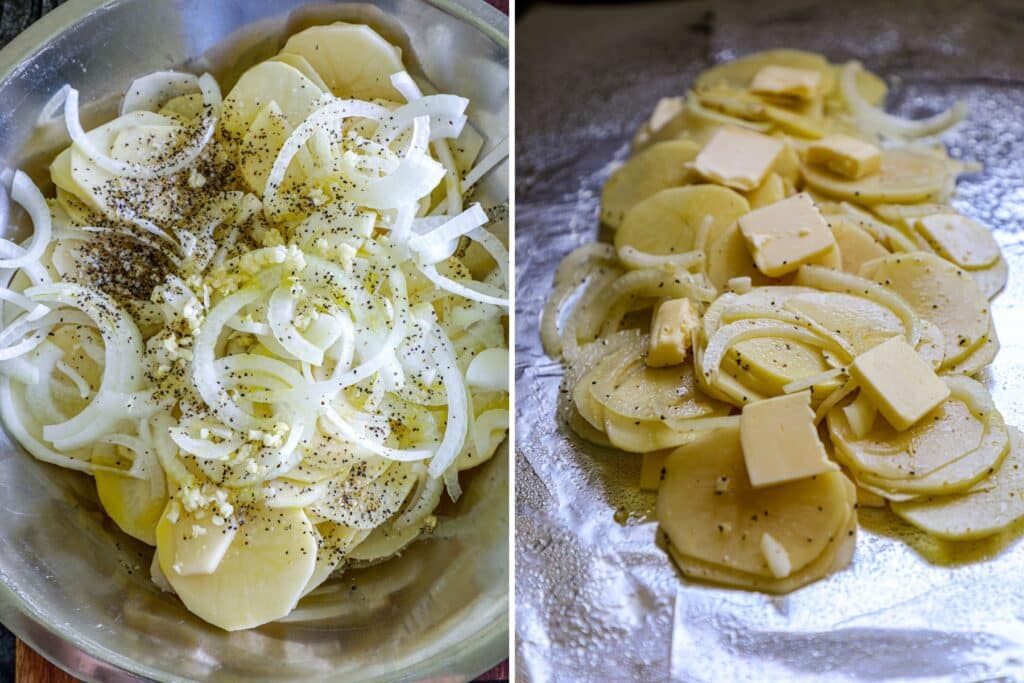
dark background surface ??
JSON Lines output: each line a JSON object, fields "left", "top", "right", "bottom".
{"left": 0, "top": 0, "right": 508, "bottom": 682}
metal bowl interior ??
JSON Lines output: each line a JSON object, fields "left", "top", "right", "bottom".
{"left": 0, "top": 1, "right": 508, "bottom": 681}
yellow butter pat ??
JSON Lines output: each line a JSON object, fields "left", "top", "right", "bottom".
{"left": 849, "top": 336, "right": 950, "bottom": 431}
{"left": 738, "top": 192, "right": 837, "bottom": 277}
{"left": 916, "top": 213, "right": 1000, "bottom": 269}
{"left": 806, "top": 134, "right": 881, "bottom": 180}
{"left": 694, "top": 126, "right": 783, "bottom": 191}
{"left": 647, "top": 298, "right": 700, "bottom": 367}
{"left": 750, "top": 65, "right": 823, "bottom": 100}
{"left": 739, "top": 390, "right": 838, "bottom": 488}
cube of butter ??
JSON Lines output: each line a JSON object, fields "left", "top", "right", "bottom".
{"left": 740, "top": 390, "right": 838, "bottom": 488}
{"left": 849, "top": 336, "right": 950, "bottom": 431}
{"left": 693, "top": 126, "right": 783, "bottom": 191}
{"left": 647, "top": 298, "right": 700, "bottom": 367}
{"left": 806, "top": 134, "right": 881, "bottom": 180}
{"left": 737, "top": 192, "right": 837, "bottom": 277}
{"left": 750, "top": 65, "right": 823, "bottom": 100}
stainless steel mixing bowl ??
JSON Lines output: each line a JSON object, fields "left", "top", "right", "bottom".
{"left": 0, "top": 1, "right": 509, "bottom": 680}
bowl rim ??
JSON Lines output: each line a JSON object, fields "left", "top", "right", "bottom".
{"left": 0, "top": 0, "right": 509, "bottom": 680}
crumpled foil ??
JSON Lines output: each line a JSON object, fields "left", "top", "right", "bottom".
{"left": 514, "top": 1, "right": 1024, "bottom": 680}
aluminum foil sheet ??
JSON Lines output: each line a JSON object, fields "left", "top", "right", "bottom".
{"left": 515, "top": 1, "right": 1024, "bottom": 680}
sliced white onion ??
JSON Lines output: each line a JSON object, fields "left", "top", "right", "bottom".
{"left": 462, "top": 136, "right": 508, "bottom": 191}
{"left": 64, "top": 73, "right": 219, "bottom": 180}
{"left": 322, "top": 404, "right": 432, "bottom": 462}
{"left": 408, "top": 203, "right": 487, "bottom": 263}
{"left": 0, "top": 171, "right": 53, "bottom": 270}
{"left": 840, "top": 62, "right": 966, "bottom": 139}
{"left": 121, "top": 71, "right": 202, "bottom": 115}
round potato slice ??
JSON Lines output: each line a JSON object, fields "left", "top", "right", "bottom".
{"left": 828, "top": 215, "right": 889, "bottom": 274}
{"left": 856, "top": 416, "right": 1007, "bottom": 497}
{"left": 600, "top": 140, "right": 700, "bottom": 228}
{"left": 784, "top": 291, "right": 903, "bottom": 355}
{"left": 575, "top": 340, "right": 643, "bottom": 430}
{"left": 93, "top": 446, "right": 167, "bottom": 546}
{"left": 726, "top": 337, "right": 832, "bottom": 393}
{"left": 604, "top": 412, "right": 705, "bottom": 453}
{"left": 859, "top": 252, "right": 989, "bottom": 368}
{"left": 703, "top": 286, "right": 812, "bottom": 336}
{"left": 969, "top": 256, "right": 1008, "bottom": 300}
{"left": 829, "top": 396, "right": 984, "bottom": 481}
{"left": 220, "top": 60, "right": 324, "bottom": 140}
{"left": 914, "top": 214, "right": 1000, "bottom": 270}
{"left": 801, "top": 149, "right": 952, "bottom": 204}
{"left": 156, "top": 505, "right": 317, "bottom": 631}
{"left": 601, "top": 355, "right": 731, "bottom": 423}
{"left": 614, "top": 185, "right": 749, "bottom": 257}
{"left": 942, "top": 319, "right": 999, "bottom": 376}
{"left": 656, "top": 422, "right": 852, "bottom": 577}
{"left": 745, "top": 172, "right": 787, "bottom": 209}
{"left": 892, "top": 427, "right": 1024, "bottom": 540}
{"left": 666, "top": 503, "right": 856, "bottom": 593}
{"left": 309, "top": 461, "right": 416, "bottom": 530}
{"left": 280, "top": 23, "right": 403, "bottom": 101}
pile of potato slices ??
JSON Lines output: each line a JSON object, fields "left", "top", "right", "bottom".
{"left": 542, "top": 49, "right": 1020, "bottom": 593}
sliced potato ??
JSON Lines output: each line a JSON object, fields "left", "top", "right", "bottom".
{"left": 220, "top": 60, "right": 325, "bottom": 140}
{"left": 892, "top": 427, "right": 1024, "bottom": 540}
{"left": 280, "top": 23, "right": 404, "bottom": 101}
{"left": 785, "top": 291, "right": 903, "bottom": 355}
{"left": 238, "top": 101, "right": 310, "bottom": 194}
{"left": 745, "top": 172, "right": 786, "bottom": 209}
{"left": 942, "top": 319, "right": 999, "bottom": 376}
{"left": 309, "top": 461, "right": 416, "bottom": 529}
{"left": 666, "top": 504, "right": 856, "bottom": 593}
{"left": 93, "top": 445, "right": 166, "bottom": 546}
{"left": 970, "top": 256, "right": 1008, "bottom": 300}
{"left": 914, "top": 214, "right": 1000, "bottom": 270}
{"left": 860, "top": 252, "right": 989, "bottom": 368}
{"left": 828, "top": 214, "right": 889, "bottom": 274}
{"left": 614, "top": 185, "right": 749, "bottom": 256}
{"left": 302, "top": 522, "right": 371, "bottom": 596}
{"left": 600, "top": 140, "right": 700, "bottom": 228}
{"left": 656, "top": 422, "right": 852, "bottom": 577}
{"left": 640, "top": 450, "right": 670, "bottom": 490}
{"left": 600, "top": 355, "right": 730, "bottom": 423}
{"left": 604, "top": 412, "right": 702, "bottom": 453}
{"left": 156, "top": 506, "right": 317, "bottom": 631}
{"left": 801, "top": 148, "right": 953, "bottom": 204}
{"left": 829, "top": 396, "right": 984, "bottom": 480}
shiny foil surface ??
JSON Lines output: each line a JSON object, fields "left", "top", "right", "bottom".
{"left": 515, "top": 1, "right": 1024, "bottom": 680}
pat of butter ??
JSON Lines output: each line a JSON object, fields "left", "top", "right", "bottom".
{"left": 806, "top": 134, "right": 881, "bottom": 180}
{"left": 849, "top": 336, "right": 951, "bottom": 431}
{"left": 750, "top": 65, "right": 823, "bottom": 100}
{"left": 740, "top": 390, "right": 838, "bottom": 488}
{"left": 916, "top": 213, "right": 1000, "bottom": 269}
{"left": 647, "top": 298, "right": 700, "bottom": 367}
{"left": 738, "top": 192, "right": 837, "bottom": 277}
{"left": 843, "top": 390, "right": 877, "bottom": 439}
{"left": 694, "top": 126, "right": 783, "bottom": 191}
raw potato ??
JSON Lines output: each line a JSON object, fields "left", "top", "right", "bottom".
{"left": 600, "top": 140, "right": 700, "bottom": 228}
{"left": 156, "top": 506, "right": 317, "bottom": 631}
{"left": 785, "top": 291, "right": 903, "bottom": 355}
{"left": 280, "top": 23, "right": 404, "bottom": 101}
{"left": 666, "top": 504, "right": 856, "bottom": 593}
{"left": 942, "top": 319, "right": 999, "bottom": 376}
{"left": 656, "top": 422, "right": 853, "bottom": 578}
{"left": 892, "top": 428, "right": 1024, "bottom": 540}
{"left": 828, "top": 215, "right": 889, "bottom": 274}
{"left": 745, "top": 172, "right": 787, "bottom": 209}
{"left": 829, "top": 397, "right": 985, "bottom": 480}
{"left": 600, "top": 355, "right": 731, "bottom": 422}
{"left": 970, "top": 256, "right": 1009, "bottom": 300}
{"left": 303, "top": 523, "right": 371, "bottom": 596}
{"left": 860, "top": 252, "right": 989, "bottom": 368}
{"left": 93, "top": 446, "right": 166, "bottom": 546}
{"left": 220, "top": 60, "right": 325, "bottom": 139}
{"left": 801, "top": 148, "right": 953, "bottom": 204}
{"left": 614, "top": 185, "right": 749, "bottom": 256}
